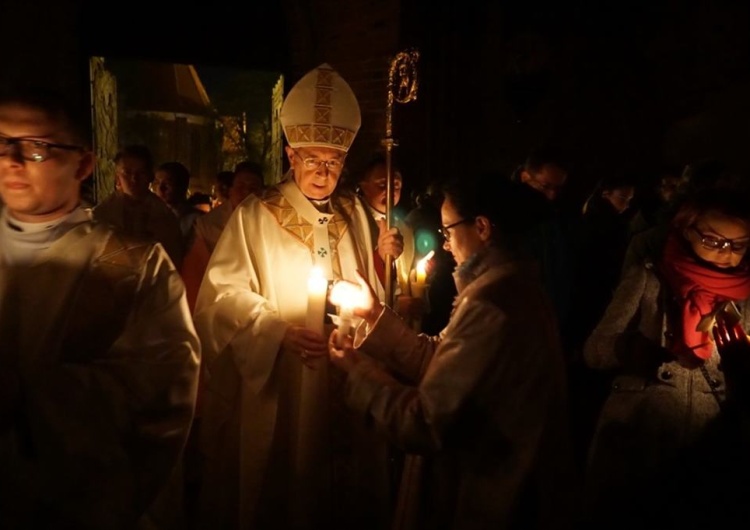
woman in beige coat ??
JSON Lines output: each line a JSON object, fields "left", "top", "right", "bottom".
{"left": 328, "top": 175, "right": 579, "bottom": 530}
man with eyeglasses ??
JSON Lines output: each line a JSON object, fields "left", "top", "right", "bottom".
{"left": 0, "top": 87, "right": 199, "bottom": 529}
{"left": 193, "top": 64, "right": 395, "bottom": 530}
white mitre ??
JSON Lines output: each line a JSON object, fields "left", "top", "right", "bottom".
{"left": 280, "top": 63, "right": 361, "bottom": 153}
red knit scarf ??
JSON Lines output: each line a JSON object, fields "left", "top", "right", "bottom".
{"left": 659, "top": 233, "right": 750, "bottom": 360}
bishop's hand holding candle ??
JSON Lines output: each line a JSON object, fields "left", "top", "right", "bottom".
{"left": 282, "top": 265, "right": 330, "bottom": 367}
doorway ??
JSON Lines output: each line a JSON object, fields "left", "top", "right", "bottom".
{"left": 89, "top": 56, "right": 284, "bottom": 204}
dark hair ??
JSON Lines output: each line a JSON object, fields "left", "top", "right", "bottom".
{"left": 359, "top": 151, "right": 402, "bottom": 183}
{"left": 114, "top": 144, "right": 154, "bottom": 173}
{"left": 581, "top": 174, "right": 636, "bottom": 216}
{"left": 234, "top": 160, "right": 265, "bottom": 179}
{"left": 213, "top": 170, "right": 234, "bottom": 199}
{"left": 680, "top": 159, "right": 727, "bottom": 193}
{"left": 672, "top": 187, "right": 750, "bottom": 233}
{"left": 188, "top": 192, "right": 212, "bottom": 207}
{"left": 0, "top": 85, "right": 90, "bottom": 147}
{"left": 156, "top": 161, "right": 191, "bottom": 194}
{"left": 523, "top": 145, "right": 568, "bottom": 174}
{"left": 441, "top": 172, "right": 539, "bottom": 248}
{"left": 596, "top": 173, "right": 636, "bottom": 192}
{"left": 216, "top": 170, "right": 234, "bottom": 184}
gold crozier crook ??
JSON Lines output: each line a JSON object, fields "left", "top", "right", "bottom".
{"left": 382, "top": 48, "right": 419, "bottom": 308}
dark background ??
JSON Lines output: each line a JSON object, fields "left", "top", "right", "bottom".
{"left": 6, "top": 0, "right": 750, "bottom": 212}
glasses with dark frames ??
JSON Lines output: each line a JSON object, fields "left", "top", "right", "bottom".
{"left": 439, "top": 218, "right": 473, "bottom": 242}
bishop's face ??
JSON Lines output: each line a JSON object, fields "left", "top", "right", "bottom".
{"left": 286, "top": 145, "right": 346, "bottom": 200}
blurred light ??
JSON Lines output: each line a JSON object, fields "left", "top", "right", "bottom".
{"left": 415, "top": 229, "right": 438, "bottom": 255}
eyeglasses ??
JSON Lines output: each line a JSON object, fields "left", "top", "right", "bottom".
{"left": 0, "top": 136, "right": 83, "bottom": 162}
{"left": 293, "top": 151, "right": 344, "bottom": 173}
{"left": 439, "top": 218, "right": 473, "bottom": 242}
{"left": 691, "top": 226, "right": 750, "bottom": 253}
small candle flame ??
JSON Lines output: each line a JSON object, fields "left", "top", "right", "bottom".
{"left": 416, "top": 250, "right": 435, "bottom": 275}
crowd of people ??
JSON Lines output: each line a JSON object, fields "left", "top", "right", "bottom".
{"left": 2, "top": 61, "right": 750, "bottom": 530}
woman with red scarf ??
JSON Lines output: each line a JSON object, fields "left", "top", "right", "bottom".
{"left": 580, "top": 186, "right": 750, "bottom": 528}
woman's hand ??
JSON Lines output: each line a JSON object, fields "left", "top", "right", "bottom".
{"left": 331, "top": 270, "right": 384, "bottom": 325}
{"left": 328, "top": 330, "right": 361, "bottom": 373}
{"left": 713, "top": 316, "right": 750, "bottom": 372}
{"left": 713, "top": 315, "right": 750, "bottom": 403}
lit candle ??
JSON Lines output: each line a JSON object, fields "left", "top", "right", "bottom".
{"left": 410, "top": 250, "right": 434, "bottom": 299}
{"left": 329, "top": 280, "right": 363, "bottom": 347}
{"left": 306, "top": 266, "right": 327, "bottom": 335}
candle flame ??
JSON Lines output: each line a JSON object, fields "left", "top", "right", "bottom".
{"left": 308, "top": 266, "right": 327, "bottom": 289}
{"left": 330, "top": 280, "right": 364, "bottom": 310}
{"left": 416, "top": 250, "right": 435, "bottom": 274}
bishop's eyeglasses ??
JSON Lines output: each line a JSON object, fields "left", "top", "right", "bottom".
{"left": 691, "top": 226, "right": 750, "bottom": 253}
{"left": 293, "top": 150, "right": 345, "bottom": 173}
{"left": 0, "top": 136, "right": 84, "bottom": 163}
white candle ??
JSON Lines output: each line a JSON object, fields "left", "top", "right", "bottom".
{"left": 410, "top": 250, "right": 434, "bottom": 299}
{"left": 337, "top": 307, "right": 354, "bottom": 347}
{"left": 330, "top": 280, "right": 362, "bottom": 347}
{"left": 306, "top": 266, "right": 327, "bottom": 334}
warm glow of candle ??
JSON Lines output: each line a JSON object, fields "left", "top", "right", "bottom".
{"left": 306, "top": 266, "right": 327, "bottom": 334}
{"left": 411, "top": 250, "right": 434, "bottom": 299}
{"left": 330, "top": 280, "right": 364, "bottom": 346}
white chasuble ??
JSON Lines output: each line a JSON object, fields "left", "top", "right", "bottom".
{"left": 194, "top": 177, "right": 391, "bottom": 530}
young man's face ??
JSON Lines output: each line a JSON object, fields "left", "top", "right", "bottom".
{"left": 520, "top": 163, "right": 568, "bottom": 202}
{"left": 153, "top": 170, "right": 180, "bottom": 205}
{"left": 116, "top": 155, "right": 152, "bottom": 200}
{"left": 229, "top": 170, "right": 263, "bottom": 208}
{"left": 0, "top": 102, "right": 93, "bottom": 223}
{"left": 359, "top": 164, "right": 402, "bottom": 214}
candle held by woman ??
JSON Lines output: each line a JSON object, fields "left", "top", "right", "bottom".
{"left": 330, "top": 279, "right": 364, "bottom": 346}
{"left": 410, "top": 250, "right": 434, "bottom": 299}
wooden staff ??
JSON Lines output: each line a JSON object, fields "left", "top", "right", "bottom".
{"left": 382, "top": 48, "right": 420, "bottom": 308}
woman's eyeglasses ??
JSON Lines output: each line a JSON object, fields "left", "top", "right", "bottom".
{"left": 439, "top": 218, "right": 473, "bottom": 242}
{"left": 691, "top": 226, "right": 750, "bottom": 253}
